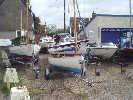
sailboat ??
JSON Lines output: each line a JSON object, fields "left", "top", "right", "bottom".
{"left": 47, "top": 0, "right": 88, "bottom": 55}
{"left": 45, "top": 0, "right": 84, "bottom": 78}
{"left": 9, "top": 1, "right": 40, "bottom": 64}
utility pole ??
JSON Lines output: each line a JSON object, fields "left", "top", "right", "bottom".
{"left": 64, "top": 0, "right": 66, "bottom": 33}
{"left": 44, "top": 22, "right": 47, "bottom": 34}
{"left": 20, "top": 9, "right": 23, "bottom": 31}
{"left": 73, "top": 0, "right": 78, "bottom": 54}
{"left": 129, "top": 0, "right": 132, "bottom": 47}
{"left": 26, "top": 0, "right": 30, "bottom": 43}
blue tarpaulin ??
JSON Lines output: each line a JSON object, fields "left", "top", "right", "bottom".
{"left": 101, "top": 28, "right": 133, "bottom": 46}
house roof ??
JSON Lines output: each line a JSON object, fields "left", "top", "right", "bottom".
{"left": 96, "top": 14, "right": 133, "bottom": 17}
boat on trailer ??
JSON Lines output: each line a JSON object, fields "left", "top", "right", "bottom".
{"left": 9, "top": 6, "right": 41, "bottom": 65}
{"left": 9, "top": 31, "right": 40, "bottom": 65}
{"left": 88, "top": 43, "right": 118, "bottom": 59}
{"left": 9, "top": 13, "right": 41, "bottom": 65}
{"left": 44, "top": 0, "right": 87, "bottom": 80}
{"left": 9, "top": 44, "right": 41, "bottom": 57}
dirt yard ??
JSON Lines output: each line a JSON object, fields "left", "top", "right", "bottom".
{"left": 0, "top": 54, "right": 133, "bottom": 100}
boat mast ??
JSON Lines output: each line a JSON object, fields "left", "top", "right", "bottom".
{"left": 73, "top": 0, "right": 78, "bottom": 54}
{"left": 68, "top": 0, "right": 72, "bottom": 35}
{"left": 20, "top": 9, "right": 23, "bottom": 31}
{"left": 26, "top": 0, "right": 30, "bottom": 43}
{"left": 64, "top": 0, "right": 66, "bottom": 33}
{"left": 129, "top": 0, "right": 132, "bottom": 47}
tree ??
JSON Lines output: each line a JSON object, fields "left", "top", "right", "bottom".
{"left": 46, "top": 25, "right": 70, "bottom": 36}
{"left": 32, "top": 14, "right": 70, "bottom": 36}
{"left": 33, "top": 16, "right": 46, "bottom": 35}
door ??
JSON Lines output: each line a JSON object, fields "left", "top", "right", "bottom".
{"left": 101, "top": 31, "right": 121, "bottom": 44}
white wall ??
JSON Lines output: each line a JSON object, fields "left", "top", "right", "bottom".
{"left": 79, "top": 15, "right": 133, "bottom": 45}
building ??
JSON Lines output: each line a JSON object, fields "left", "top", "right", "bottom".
{"left": 70, "top": 17, "right": 89, "bottom": 34}
{"left": 0, "top": 0, "right": 33, "bottom": 39}
{"left": 79, "top": 12, "right": 133, "bottom": 45}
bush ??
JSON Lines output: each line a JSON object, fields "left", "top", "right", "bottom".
{"left": 0, "top": 83, "right": 10, "bottom": 96}
{"left": 11, "top": 37, "right": 21, "bottom": 46}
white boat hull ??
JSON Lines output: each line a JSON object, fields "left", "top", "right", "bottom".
{"left": 91, "top": 47, "right": 117, "bottom": 58}
{"left": 9, "top": 44, "right": 41, "bottom": 57}
{"left": 49, "top": 56, "right": 81, "bottom": 69}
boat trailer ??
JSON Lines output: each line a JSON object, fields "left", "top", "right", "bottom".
{"left": 81, "top": 48, "right": 129, "bottom": 75}
{"left": 9, "top": 53, "right": 40, "bottom": 78}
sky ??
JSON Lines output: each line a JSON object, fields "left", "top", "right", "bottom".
{"left": 30, "top": 0, "right": 133, "bottom": 28}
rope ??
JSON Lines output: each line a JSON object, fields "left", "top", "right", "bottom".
{"left": 75, "top": 0, "right": 87, "bottom": 39}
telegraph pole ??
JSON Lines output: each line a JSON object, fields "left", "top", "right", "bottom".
{"left": 26, "top": 0, "right": 30, "bottom": 43}
{"left": 129, "top": 0, "right": 132, "bottom": 47}
{"left": 20, "top": 9, "right": 23, "bottom": 31}
{"left": 64, "top": 0, "right": 66, "bottom": 33}
{"left": 73, "top": 0, "right": 78, "bottom": 54}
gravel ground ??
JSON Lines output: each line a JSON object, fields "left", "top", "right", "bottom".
{"left": 1, "top": 54, "right": 133, "bottom": 100}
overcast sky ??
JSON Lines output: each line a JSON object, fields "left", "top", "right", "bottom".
{"left": 30, "top": 0, "right": 133, "bottom": 28}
